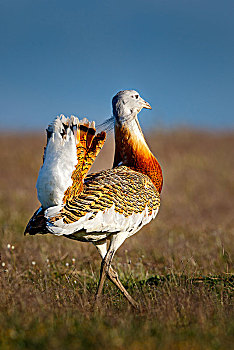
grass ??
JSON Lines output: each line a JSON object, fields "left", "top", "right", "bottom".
{"left": 0, "top": 129, "right": 233, "bottom": 349}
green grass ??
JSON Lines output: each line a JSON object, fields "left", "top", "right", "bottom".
{"left": 0, "top": 130, "right": 233, "bottom": 349}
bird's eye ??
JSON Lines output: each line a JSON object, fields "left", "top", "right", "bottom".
{"left": 135, "top": 95, "right": 139, "bottom": 99}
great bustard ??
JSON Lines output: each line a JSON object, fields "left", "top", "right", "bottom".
{"left": 25, "top": 90, "right": 163, "bottom": 308}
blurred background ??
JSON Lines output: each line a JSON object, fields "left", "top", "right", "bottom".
{"left": 0, "top": 2, "right": 234, "bottom": 348}
{"left": 0, "top": 0, "right": 234, "bottom": 131}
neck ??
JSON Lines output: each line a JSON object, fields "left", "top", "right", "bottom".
{"left": 113, "top": 114, "right": 163, "bottom": 193}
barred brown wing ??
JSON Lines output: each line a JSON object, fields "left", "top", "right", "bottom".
{"left": 26, "top": 166, "right": 161, "bottom": 238}
{"left": 60, "top": 166, "right": 160, "bottom": 224}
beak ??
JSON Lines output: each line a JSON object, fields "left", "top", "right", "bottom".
{"left": 141, "top": 98, "right": 152, "bottom": 110}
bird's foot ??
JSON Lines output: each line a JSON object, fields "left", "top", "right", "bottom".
{"left": 107, "top": 267, "right": 139, "bottom": 309}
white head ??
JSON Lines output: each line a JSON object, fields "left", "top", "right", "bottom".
{"left": 112, "top": 90, "right": 151, "bottom": 123}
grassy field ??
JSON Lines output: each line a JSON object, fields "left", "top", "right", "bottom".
{"left": 0, "top": 129, "right": 233, "bottom": 349}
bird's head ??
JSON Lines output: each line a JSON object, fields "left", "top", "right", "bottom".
{"left": 112, "top": 90, "right": 151, "bottom": 122}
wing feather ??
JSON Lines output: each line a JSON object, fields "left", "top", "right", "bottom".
{"left": 25, "top": 166, "right": 160, "bottom": 239}
{"left": 44, "top": 166, "right": 160, "bottom": 239}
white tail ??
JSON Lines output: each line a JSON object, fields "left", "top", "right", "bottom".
{"left": 36, "top": 115, "right": 79, "bottom": 209}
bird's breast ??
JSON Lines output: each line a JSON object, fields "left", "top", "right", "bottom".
{"left": 114, "top": 123, "right": 163, "bottom": 193}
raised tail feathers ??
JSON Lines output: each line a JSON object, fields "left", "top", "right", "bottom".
{"left": 36, "top": 115, "right": 106, "bottom": 210}
{"left": 63, "top": 119, "right": 106, "bottom": 202}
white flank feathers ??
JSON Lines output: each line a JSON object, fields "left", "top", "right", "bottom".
{"left": 44, "top": 204, "right": 159, "bottom": 242}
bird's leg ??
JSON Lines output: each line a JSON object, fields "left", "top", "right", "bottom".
{"left": 95, "top": 249, "right": 114, "bottom": 300}
{"left": 93, "top": 240, "right": 108, "bottom": 301}
{"left": 107, "top": 266, "right": 139, "bottom": 309}
{"left": 96, "top": 259, "right": 107, "bottom": 299}
{"left": 94, "top": 235, "right": 139, "bottom": 308}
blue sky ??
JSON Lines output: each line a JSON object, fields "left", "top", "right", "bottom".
{"left": 0, "top": 0, "right": 234, "bottom": 131}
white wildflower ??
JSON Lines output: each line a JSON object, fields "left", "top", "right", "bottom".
{"left": 65, "top": 262, "right": 69, "bottom": 267}
{"left": 7, "top": 244, "right": 11, "bottom": 249}
{"left": 2, "top": 262, "right": 6, "bottom": 267}
{"left": 11, "top": 245, "right": 15, "bottom": 250}
{"left": 32, "top": 261, "right": 36, "bottom": 266}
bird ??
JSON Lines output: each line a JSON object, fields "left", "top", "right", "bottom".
{"left": 25, "top": 90, "right": 163, "bottom": 308}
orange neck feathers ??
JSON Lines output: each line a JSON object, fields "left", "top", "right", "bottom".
{"left": 113, "top": 118, "right": 163, "bottom": 193}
